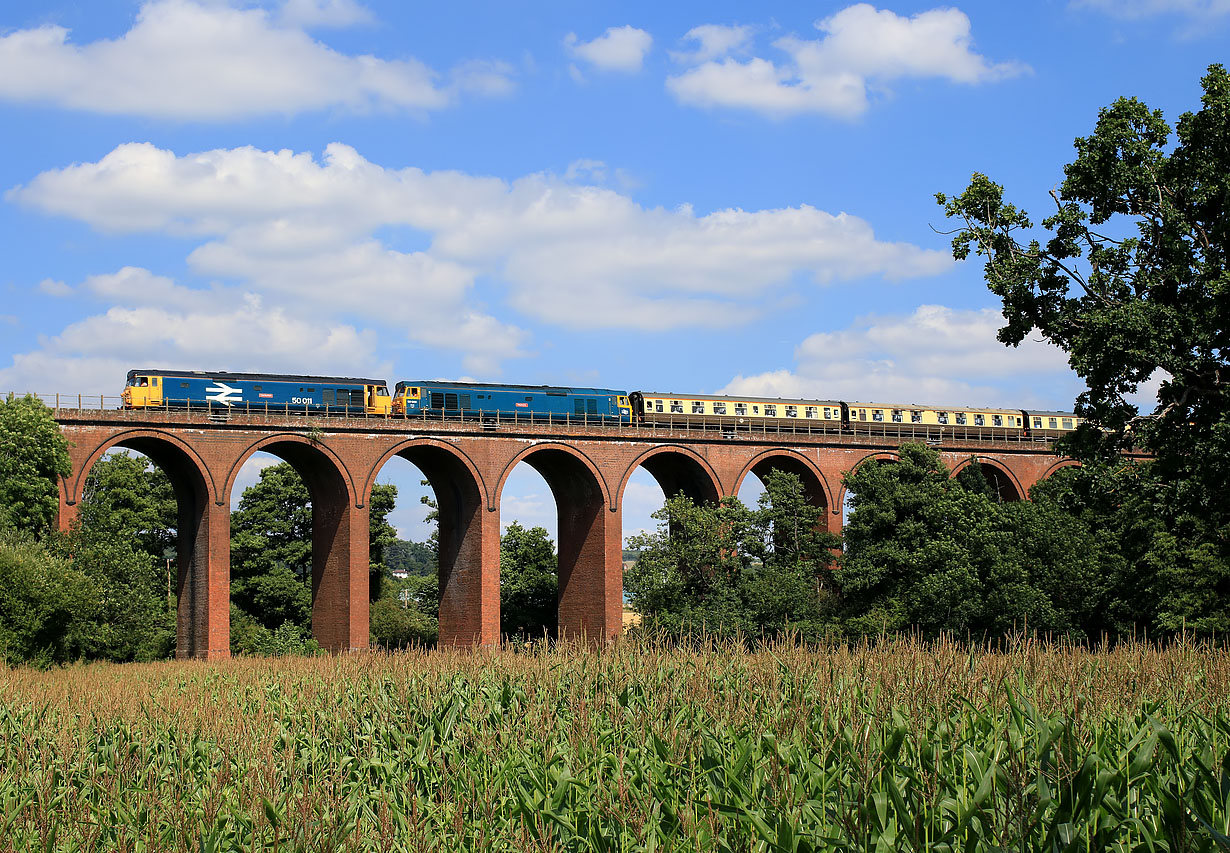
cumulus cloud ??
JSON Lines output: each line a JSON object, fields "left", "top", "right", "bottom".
{"left": 0, "top": 0, "right": 513, "bottom": 120}
{"left": 564, "top": 26, "right": 653, "bottom": 73}
{"left": 720, "top": 305, "right": 1082, "bottom": 410}
{"left": 668, "top": 4, "right": 1028, "bottom": 119}
{"left": 10, "top": 141, "right": 950, "bottom": 336}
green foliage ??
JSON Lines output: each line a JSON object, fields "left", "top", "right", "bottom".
{"left": 229, "top": 604, "right": 322, "bottom": 657}
{"left": 369, "top": 596, "right": 437, "bottom": 649}
{"left": 627, "top": 472, "right": 838, "bottom": 639}
{"left": 838, "top": 444, "right": 1106, "bottom": 638}
{"left": 0, "top": 527, "right": 102, "bottom": 667}
{"left": 500, "top": 521, "right": 558, "bottom": 639}
{"left": 0, "top": 393, "right": 70, "bottom": 536}
{"left": 384, "top": 539, "right": 436, "bottom": 577}
{"left": 937, "top": 65, "right": 1230, "bottom": 631}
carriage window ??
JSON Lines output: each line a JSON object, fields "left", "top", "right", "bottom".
{"left": 752, "top": 406, "right": 759, "bottom": 414}
{"left": 974, "top": 414, "right": 985, "bottom": 426}
{"left": 735, "top": 403, "right": 747, "bottom": 415}
{"left": 1049, "top": 418, "right": 1058, "bottom": 429}
{"left": 911, "top": 410, "right": 922, "bottom": 423}
{"left": 670, "top": 400, "right": 683, "bottom": 413}
{"left": 1033, "top": 417, "right": 1042, "bottom": 428}
{"left": 823, "top": 407, "right": 831, "bottom": 419}
{"left": 655, "top": 400, "right": 664, "bottom": 412}
{"left": 992, "top": 415, "right": 1003, "bottom": 427}
{"left": 937, "top": 412, "right": 949, "bottom": 424}
{"left": 1062, "top": 418, "right": 1073, "bottom": 429}
{"left": 872, "top": 410, "right": 884, "bottom": 422}
{"left": 859, "top": 409, "right": 867, "bottom": 421}
{"left": 956, "top": 412, "right": 967, "bottom": 425}
{"left": 765, "top": 404, "right": 777, "bottom": 416}
{"left": 691, "top": 401, "right": 705, "bottom": 414}
{"left": 713, "top": 402, "right": 727, "bottom": 415}
{"left": 891, "top": 409, "right": 903, "bottom": 423}
{"left": 785, "top": 405, "right": 797, "bottom": 417}
{"left": 805, "top": 407, "right": 818, "bottom": 418}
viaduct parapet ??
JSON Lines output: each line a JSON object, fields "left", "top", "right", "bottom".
{"left": 54, "top": 408, "right": 1081, "bottom": 659}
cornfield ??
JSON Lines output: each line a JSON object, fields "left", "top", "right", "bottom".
{"left": 1, "top": 636, "right": 1228, "bottom": 851}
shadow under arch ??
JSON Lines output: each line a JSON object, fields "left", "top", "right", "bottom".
{"left": 225, "top": 433, "right": 365, "bottom": 653}
{"left": 616, "top": 445, "right": 722, "bottom": 510}
{"left": 364, "top": 438, "right": 493, "bottom": 647}
{"left": 65, "top": 428, "right": 221, "bottom": 659}
{"left": 950, "top": 456, "right": 1026, "bottom": 502}
{"left": 735, "top": 448, "right": 835, "bottom": 520}
{"left": 497, "top": 442, "right": 620, "bottom": 642}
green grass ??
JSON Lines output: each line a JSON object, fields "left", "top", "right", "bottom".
{"left": 1, "top": 636, "right": 1228, "bottom": 851}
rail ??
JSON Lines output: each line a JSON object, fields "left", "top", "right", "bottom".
{"left": 20, "top": 391, "right": 1064, "bottom": 446}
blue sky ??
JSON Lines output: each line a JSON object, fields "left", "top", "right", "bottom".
{"left": 2, "top": 0, "right": 1225, "bottom": 542}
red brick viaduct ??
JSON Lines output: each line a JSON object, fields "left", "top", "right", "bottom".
{"left": 53, "top": 408, "right": 1080, "bottom": 659}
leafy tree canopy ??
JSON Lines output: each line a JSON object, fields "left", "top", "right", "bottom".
{"left": 936, "top": 64, "right": 1230, "bottom": 528}
{"left": 499, "top": 521, "right": 557, "bottom": 639}
{"left": 0, "top": 393, "right": 70, "bottom": 535}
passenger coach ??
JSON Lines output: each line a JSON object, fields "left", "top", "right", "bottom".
{"left": 392, "top": 380, "right": 632, "bottom": 423}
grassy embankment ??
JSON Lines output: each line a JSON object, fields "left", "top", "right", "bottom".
{"left": 1, "top": 636, "right": 1228, "bottom": 851}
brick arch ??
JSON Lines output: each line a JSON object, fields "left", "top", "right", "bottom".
{"left": 1040, "top": 459, "right": 1082, "bottom": 480}
{"left": 223, "top": 433, "right": 367, "bottom": 654}
{"left": 66, "top": 428, "right": 217, "bottom": 507}
{"left": 734, "top": 448, "right": 834, "bottom": 512}
{"left": 496, "top": 442, "right": 620, "bottom": 642}
{"left": 950, "top": 456, "right": 1026, "bottom": 502}
{"left": 615, "top": 445, "right": 722, "bottom": 510}
{"left": 495, "top": 442, "right": 612, "bottom": 512}
{"left": 361, "top": 437, "right": 489, "bottom": 510}
{"left": 223, "top": 433, "right": 358, "bottom": 508}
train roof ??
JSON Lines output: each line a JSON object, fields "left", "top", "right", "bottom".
{"left": 127, "top": 369, "right": 388, "bottom": 386}
{"left": 397, "top": 380, "right": 627, "bottom": 396}
{"left": 635, "top": 391, "right": 842, "bottom": 406}
{"left": 1024, "top": 410, "right": 1081, "bottom": 417}
{"left": 844, "top": 401, "right": 1025, "bottom": 414}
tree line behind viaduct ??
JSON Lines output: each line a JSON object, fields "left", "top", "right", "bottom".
{"left": 53, "top": 410, "right": 1078, "bottom": 659}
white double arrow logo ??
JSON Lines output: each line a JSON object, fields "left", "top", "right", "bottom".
{"left": 205, "top": 382, "right": 242, "bottom": 406}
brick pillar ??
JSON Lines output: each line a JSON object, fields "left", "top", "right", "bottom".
{"left": 57, "top": 484, "right": 78, "bottom": 533}
{"left": 175, "top": 484, "right": 230, "bottom": 659}
{"left": 557, "top": 498, "right": 623, "bottom": 643}
{"left": 437, "top": 490, "right": 500, "bottom": 646}
{"left": 311, "top": 493, "right": 370, "bottom": 653}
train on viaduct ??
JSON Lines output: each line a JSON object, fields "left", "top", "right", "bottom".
{"left": 52, "top": 404, "right": 1084, "bottom": 659}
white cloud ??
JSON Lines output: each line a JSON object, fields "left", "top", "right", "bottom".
{"left": 564, "top": 26, "right": 653, "bottom": 73}
{"left": 0, "top": 0, "right": 513, "bottom": 120}
{"left": 38, "top": 278, "right": 72, "bottom": 297}
{"left": 721, "top": 305, "right": 1083, "bottom": 411}
{"left": 278, "top": 0, "right": 374, "bottom": 28}
{"left": 667, "top": 4, "right": 1028, "bottom": 119}
{"left": 10, "top": 142, "right": 950, "bottom": 342}
{"left": 670, "top": 24, "right": 755, "bottom": 63}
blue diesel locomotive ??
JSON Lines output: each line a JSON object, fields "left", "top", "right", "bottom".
{"left": 122, "top": 369, "right": 393, "bottom": 414}
{"left": 392, "top": 380, "right": 632, "bottom": 424}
